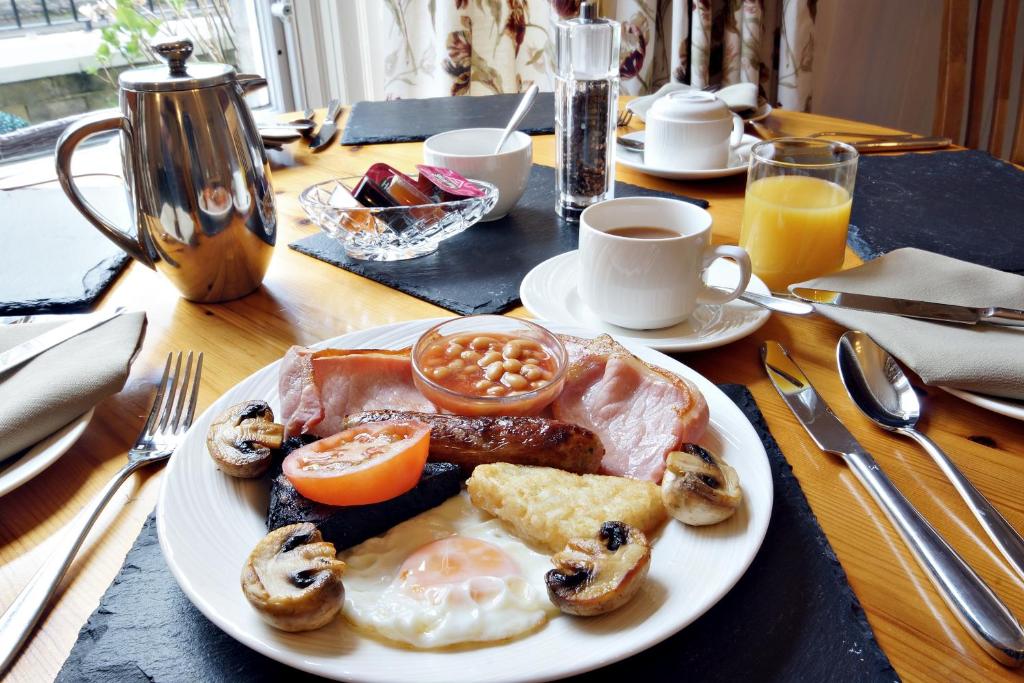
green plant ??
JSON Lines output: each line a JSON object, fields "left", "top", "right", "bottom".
{"left": 83, "top": 0, "right": 237, "bottom": 87}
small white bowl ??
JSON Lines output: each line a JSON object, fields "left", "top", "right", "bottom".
{"left": 423, "top": 128, "right": 532, "bottom": 221}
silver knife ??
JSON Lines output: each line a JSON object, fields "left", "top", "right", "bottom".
{"left": 761, "top": 340, "right": 1024, "bottom": 666}
{"left": 791, "top": 287, "right": 1024, "bottom": 328}
{"left": 0, "top": 308, "right": 123, "bottom": 375}
{"left": 309, "top": 99, "right": 343, "bottom": 153}
{"left": 853, "top": 136, "right": 951, "bottom": 152}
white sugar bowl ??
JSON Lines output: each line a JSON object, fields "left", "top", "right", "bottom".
{"left": 645, "top": 90, "right": 744, "bottom": 171}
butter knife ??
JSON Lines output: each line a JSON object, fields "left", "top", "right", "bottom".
{"left": 309, "top": 99, "right": 343, "bottom": 152}
{"left": 791, "top": 287, "right": 1024, "bottom": 328}
{"left": 761, "top": 340, "right": 1024, "bottom": 666}
{"left": 0, "top": 308, "right": 123, "bottom": 375}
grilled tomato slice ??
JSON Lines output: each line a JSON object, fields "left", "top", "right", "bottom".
{"left": 283, "top": 421, "right": 430, "bottom": 506}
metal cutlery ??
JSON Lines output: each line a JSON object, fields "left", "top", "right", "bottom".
{"left": 0, "top": 351, "right": 202, "bottom": 675}
{"left": 761, "top": 340, "right": 1024, "bottom": 666}
{"left": 495, "top": 84, "right": 539, "bottom": 153}
{"left": 837, "top": 331, "right": 1024, "bottom": 584}
{"left": 709, "top": 287, "right": 814, "bottom": 315}
{"left": 616, "top": 136, "right": 644, "bottom": 152}
{"left": 0, "top": 308, "right": 126, "bottom": 375}
{"left": 790, "top": 287, "right": 1024, "bottom": 328}
{"left": 309, "top": 99, "right": 343, "bottom": 152}
{"left": 616, "top": 108, "right": 633, "bottom": 127}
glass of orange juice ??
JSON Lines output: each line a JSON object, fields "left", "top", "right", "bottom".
{"left": 739, "top": 138, "right": 858, "bottom": 292}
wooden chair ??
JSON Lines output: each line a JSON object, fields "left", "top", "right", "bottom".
{"left": 934, "top": 0, "right": 1024, "bottom": 164}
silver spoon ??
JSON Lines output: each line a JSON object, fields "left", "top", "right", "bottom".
{"left": 494, "top": 84, "right": 539, "bottom": 154}
{"left": 837, "top": 330, "right": 1024, "bottom": 584}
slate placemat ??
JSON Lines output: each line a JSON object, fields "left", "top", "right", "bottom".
{"left": 1, "top": 186, "right": 131, "bottom": 315}
{"left": 848, "top": 149, "right": 1024, "bottom": 274}
{"left": 341, "top": 92, "right": 555, "bottom": 146}
{"left": 290, "top": 165, "right": 709, "bottom": 315}
{"left": 57, "top": 385, "right": 897, "bottom": 683}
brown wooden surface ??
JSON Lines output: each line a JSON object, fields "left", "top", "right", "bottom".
{"left": 934, "top": 0, "right": 970, "bottom": 141}
{"left": 2, "top": 106, "right": 1023, "bottom": 683}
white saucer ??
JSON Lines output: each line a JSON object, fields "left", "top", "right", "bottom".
{"left": 616, "top": 131, "right": 756, "bottom": 180}
{"left": 0, "top": 409, "right": 93, "bottom": 498}
{"left": 520, "top": 251, "right": 771, "bottom": 352}
{"left": 940, "top": 387, "right": 1024, "bottom": 421}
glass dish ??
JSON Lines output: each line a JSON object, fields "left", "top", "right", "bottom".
{"left": 411, "top": 315, "right": 567, "bottom": 417}
{"left": 298, "top": 176, "right": 499, "bottom": 261}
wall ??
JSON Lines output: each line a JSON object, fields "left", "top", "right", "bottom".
{"left": 812, "top": 0, "right": 942, "bottom": 136}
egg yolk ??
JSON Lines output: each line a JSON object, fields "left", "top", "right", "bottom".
{"left": 397, "top": 537, "right": 521, "bottom": 602}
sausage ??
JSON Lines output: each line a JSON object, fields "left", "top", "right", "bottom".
{"left": 341, "top": 411, "right": 604, "bottom": 474}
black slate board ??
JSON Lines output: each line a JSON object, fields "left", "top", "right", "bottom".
{"left": 340, "top": 92, "right": 555, "bottom": 146}
{"left": 57, "top": 385, "right": 897, "bottom": 683}
{"left": 0, "top": 186, "right": 131, "bottom": 315}
{"left": 848, "top": 149, "right": 1024, "bottom": 274}
{"left": 290, "top": 165, "right": 709, "bottom": 315}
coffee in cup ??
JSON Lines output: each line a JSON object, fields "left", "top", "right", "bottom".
{"left": 578, "top": 197, "right": 752, "bottom": 330}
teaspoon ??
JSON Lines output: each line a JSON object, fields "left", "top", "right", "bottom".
{"left": 494, "top": 84, "right": 539, "bottom": 154}
{"left": 837, "top": 330, "right": 1024, "bottom": 584}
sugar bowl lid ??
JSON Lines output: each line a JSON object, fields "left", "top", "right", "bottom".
{"left": 649, "top": 90, "right": 731, "bottom": 123}
{"left": 118, "top": 39, "right": 235, "bottom": 92}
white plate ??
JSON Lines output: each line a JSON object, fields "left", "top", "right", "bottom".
{"left": 0, "top": 410, "right": 93, "bottom": 498}
{"left": 520, "top": 251, "right": 771, "bottom": 352}
{"left": 158, "top": 319, "right": 773, "bottom": 683}
{"left": 940, "top": 387, "right": 1024, "bottom": 421}
{"left": 616, "top": 131, "right": 757, "bottom": 180}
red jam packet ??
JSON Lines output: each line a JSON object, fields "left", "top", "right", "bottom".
{"left": 363, "top": 163, "right": 433, "bottom": 207}
{"left": 415, "top": 164, "right": 486, "bottom": 201}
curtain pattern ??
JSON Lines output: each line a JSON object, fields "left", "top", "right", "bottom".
{"left": 379, "top": 0, "right": 815, "bottom": 111}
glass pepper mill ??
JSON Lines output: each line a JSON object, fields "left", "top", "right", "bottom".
{"left": 554, "top": 1, "right": 621, "bottom": 222}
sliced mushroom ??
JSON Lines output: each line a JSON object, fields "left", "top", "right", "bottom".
{"left": 241, "top": 522, "right": 346, "bottom": 632}
{"left": 544, "top": 521, "right": 651, "bottom": 617}
{"left": 207, "top": 400, "right": 284, "bottom": 478}
{"left": 661, "top": 444, "right": 742, "bottom": 526}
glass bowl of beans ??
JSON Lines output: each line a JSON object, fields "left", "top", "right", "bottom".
{"left": 412, "top": 316, "right": 568, "bottom": 417}
{"left": 299, "top": 177, "right": 499, "bottom": 262}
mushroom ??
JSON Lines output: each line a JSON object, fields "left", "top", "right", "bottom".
{"left": 661, "top": 444, "right": 742, "bottom": 526}
{"left": 241, "top": 522, "right": 346, "bottom": 632}
{"left": 206, "top": 400, "right": 284, "bottom": 478}
{"left": 544, "top": 521, "right": 651, "bottom": 617}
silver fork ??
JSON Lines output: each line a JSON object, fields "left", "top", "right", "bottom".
{"left": 0, "top": 351, "right": 203, "bottom": 675}
{"left": 616, "top": 108, "right": 633, "bottom": 127}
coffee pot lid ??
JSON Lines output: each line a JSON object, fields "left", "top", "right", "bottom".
{"left": 119, "top": 39, "right": 235, "bottom": 92}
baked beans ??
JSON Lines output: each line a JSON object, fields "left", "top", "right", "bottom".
{"left": 418, "top": 331, "right": 557, "bottom": 397}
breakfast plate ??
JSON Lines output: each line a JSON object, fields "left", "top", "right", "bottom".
{"left": 0, "top": 409, "right": 93, "bottom": 498}
{"left": 158, "top": 318, "right": 773, "bottom": 683}
{"left": 616, "top": 132, "right": 757, "bottom": 180}
{"left": 520, "top": 251, "right": 771, "bottom": 352}
{"left": 940, "top": 387, "right": 1024, "bottom": 421}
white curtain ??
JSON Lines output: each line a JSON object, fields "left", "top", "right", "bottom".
{"left": 377, "top": 0, "right": 816, "bottom": 111}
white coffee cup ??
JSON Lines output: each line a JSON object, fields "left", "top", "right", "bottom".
{"left": 423, "top": 128, "right": 532, "bottom": 221}
{"left": 645, "top": 91, "right": 744, "bottom": 171}
{"left": 578, "top": 197, "right": 752, "bottom": 330}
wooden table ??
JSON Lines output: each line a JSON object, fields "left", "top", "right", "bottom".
{"left": 2, "top": 106, "right": 1022, "bottom": 683}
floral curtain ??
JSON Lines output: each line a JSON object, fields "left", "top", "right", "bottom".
{"left": 378, "top": 0, "right": 816, "bottom": 111}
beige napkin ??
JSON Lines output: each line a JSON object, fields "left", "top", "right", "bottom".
{"left": 0, "top": 311, "right": 146, "bottom": 461}
{"left": 797, "top": 249, "right": 1024, "bottom": 400}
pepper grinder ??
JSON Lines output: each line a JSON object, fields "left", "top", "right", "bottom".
{"left": 554, "top": 1, "right": 621, "bottom": 222}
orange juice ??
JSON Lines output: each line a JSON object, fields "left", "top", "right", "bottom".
{"left": 739, "top": 175, "right": 852, "bottom": 291}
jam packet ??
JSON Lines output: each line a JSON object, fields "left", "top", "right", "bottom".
{"left": 365, "top": 163, "right": 435, "bottom": 207}
{"left": 415, "top": 165, "right": 486, "bottom": 202}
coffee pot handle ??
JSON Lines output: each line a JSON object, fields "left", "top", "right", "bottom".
{"left": 696, "top": 244, "right": 751, "bottom": 305}
{"left": 55, "top": 111, "right": 153, "bottom": 268}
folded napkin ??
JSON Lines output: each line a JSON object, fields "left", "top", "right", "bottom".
{"left": 627, "top": 82, "right": 759, "bottom": 121}
{"left": 0, "top": 312, "right": 146, "bottom": 461}
{"left": 798, "top": 249, "right": 1024, "bottom": 400}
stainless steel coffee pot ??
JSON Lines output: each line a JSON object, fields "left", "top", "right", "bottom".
{"left": 56, "top": 39, "right": 276, "bottom": 303}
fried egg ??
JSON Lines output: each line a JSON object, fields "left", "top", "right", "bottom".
{"left": 340, "top": 492, "right": 558, "bottom": 648}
